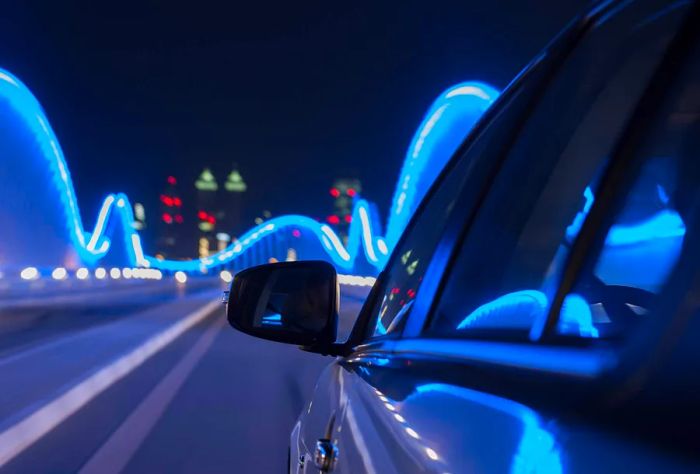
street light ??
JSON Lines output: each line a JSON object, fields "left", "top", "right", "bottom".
{"left": 51, "top": 267, "right": 68, "bottom": 280}
{"left": 20, "top": 267, "right": 39, "bottom": 280}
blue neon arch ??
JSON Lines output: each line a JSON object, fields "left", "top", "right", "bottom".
{"left": 0, "top": 69, "right": 498, "bottom": 273}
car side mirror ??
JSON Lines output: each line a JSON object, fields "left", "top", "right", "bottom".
{"left": 226, "top": 261, "right": 339, "bottom": 350}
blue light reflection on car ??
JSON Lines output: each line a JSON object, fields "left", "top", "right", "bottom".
{"left": 456, "top": 290, "right": 599, "bottom": 338}
{"left": 457, "top": 290, "right": 548, "bottom": 330}
{"left": 261, "top": 313, "right": 283, "bottom": 326}
{"left": 456, "top": 180, "right": 687, "bottom": 335}
{"left": 559, "top": 293, "right": 599, "bottom": 338}
{"left": 411, "top": 383, "right": 563, "bottom": 474}
{"left": 604, "top": 208, "right": 685, "bottom": 246}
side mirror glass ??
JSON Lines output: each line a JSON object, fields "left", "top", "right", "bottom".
{"left": 226, "top": 261, "right": 338, "bottom": 348}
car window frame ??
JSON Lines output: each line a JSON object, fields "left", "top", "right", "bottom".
{"left": 409, "top": 0, "right": 696, "bottom": 347}
{"left": 399, "top": 12, "right": 603, "bottom": 341}
{"left": 338, "top": 2, "right": 700, "bottom": 457}
{"left": 538, "top": 1, "right": 700, "bottom": 343}
{"left": 382, "top": 54, "right": 700, "bottom": 385}
{"left": 382, "top": 1, "right": 700, "bottom": 389}
{"left": 344, "top": 79, "right": 528, "bottom": 349}
{"left": 344, "top": 11, "right": 594, "bottom": 352}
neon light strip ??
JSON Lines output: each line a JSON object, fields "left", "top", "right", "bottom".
{"left": 385, "top": 82, "right": 499, "bottom": 248}
{"left": 0, "top": 69, "right": 498, "bottom": 272}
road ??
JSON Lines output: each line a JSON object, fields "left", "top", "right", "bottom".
{"left": 0, "top": 277, "right": 369, "bottom": 473}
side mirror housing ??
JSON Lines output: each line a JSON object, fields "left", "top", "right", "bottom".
{"left": 226, "top": 261, "right": 339, "bottom": 351}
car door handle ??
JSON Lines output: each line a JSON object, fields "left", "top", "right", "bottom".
{"left": 314, "top": 438, "right": 338, "bottom": 472}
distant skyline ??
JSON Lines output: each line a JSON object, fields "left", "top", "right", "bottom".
{"left": 0, "top": 1, "right": 588, "bottom": 232}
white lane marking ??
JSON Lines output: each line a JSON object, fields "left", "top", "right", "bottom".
{"left": 80, "top": 314, "right": 225, "bottom": 474}
{"left": 0, "top": 296, "right": 203, "bottom": 368}
{"left": 0, "top": 299, "right": 221, "bottom": 468}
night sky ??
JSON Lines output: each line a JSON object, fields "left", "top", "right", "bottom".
{"left": 0, "top": 0, "right": 588, "bottom": 243}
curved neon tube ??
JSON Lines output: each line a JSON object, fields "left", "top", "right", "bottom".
{"left": 385, "top": 82, "right": 499, "bottom": 248}
{"left": 0, "top": 69, "right": 498, "bottom": 272}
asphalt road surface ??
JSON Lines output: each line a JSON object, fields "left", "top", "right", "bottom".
{"left": 0, "top": 277, "right": 369, "bottom": 473}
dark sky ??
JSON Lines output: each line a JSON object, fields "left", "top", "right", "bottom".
{"left": 0, "top": 0, "right": 588, "bottom": 234}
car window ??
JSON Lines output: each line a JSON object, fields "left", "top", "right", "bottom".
{"left": 428, "top": 1, "right": 689, "bottom": 337}
{"left": 361, "top": 14, "right": 606, "bottom": 342}
{"left": 368, "top": 155, "right": 471, "bottom": 338}
{"left": 365, "top": 57, "right": 553, "bottom": 339}
{"left": 556, "top": 37, "right": 700, "bottom": 340}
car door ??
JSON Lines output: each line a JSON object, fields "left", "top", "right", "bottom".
{"left": 296, "top": 1, "right": 698, "bottom": 473}
{"left": 288, "top": 8, "right": 577, "bottom": 471}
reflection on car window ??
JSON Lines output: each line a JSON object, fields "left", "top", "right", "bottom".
{"left": 367, "top": 55, "right": 552, "bottom": 339}
{"left": 557, "top": 43, "right": 700, "bottom": 339}
{"left": 429, "top": 3, "right": 687, "bottom": 337}
{"left": 255, "top": 267, "right": 330, "bottom": 333}
{"left": 594, "top": 160, "right": 684, "bottom": 294}
{"left": 370, "top": 173, "right": 461, "bottom": 337}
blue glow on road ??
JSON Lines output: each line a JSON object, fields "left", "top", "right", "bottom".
{"left": 0, "top": 68, "right": 498, "bottom": 273}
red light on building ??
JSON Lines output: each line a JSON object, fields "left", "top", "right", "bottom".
{"left": 197, "top": 210, "right": 207, "bottom": 220}
{"left": 292, "top": 229, "right": 301, "bottom": 238}
{"left": 173, "top": 197, "right": 182, "bottom": 207}
{"left": 167, "top": 176, "right": 177, "bottom": 186}
{"left": 162, "top": 212, "right": 173, "bottom": 224}
{"left": 207, "top": 216, "right": 216, "bottom": 225}
{"left": 391, "top": 287, "right": 400, "bottom": 295}
{"left": 406, "top": 288, "right": 416, "bottom": 298}
{"left": 160, "top": 195, "right": 174, "bottom": 206}
{"left": 326, "top": 215, "right": 340, "bottom": 225}
{"left": 174, "top": 215, "right": 184, "bottom": 224}
{"left": 346, "top": 188, "right": 357, "bottom": 197}
{"left": 344, "top": 215, "right": 352, "bottom": 223}
{"left": 329, "top": 188, "right": 340, "bottom": 198}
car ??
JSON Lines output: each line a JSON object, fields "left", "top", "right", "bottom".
{"left": 226, "top": 0, "right": 700, "bottom": 472}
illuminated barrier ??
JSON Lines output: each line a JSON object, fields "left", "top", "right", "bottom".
{"left": 0, "top": 68, "right": 498, "bottom": 273}
{"left": 337, "top": 274, "right": 377, "bottom": 287}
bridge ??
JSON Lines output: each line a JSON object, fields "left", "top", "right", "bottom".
{"left": 0, "top": 69, "right": 498, "bottom": 278}
{"left": 0, "top": 67, "right": 498, "bottom": 472}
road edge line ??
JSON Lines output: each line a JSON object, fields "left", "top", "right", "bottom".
{"left": 79, "top": 313, "right": 225, "bottom": 473}
{"left": 0, "top": 299, "right": 222, "bottom": 468}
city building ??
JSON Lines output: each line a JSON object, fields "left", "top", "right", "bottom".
{"left": 195, "top": 166, "right": 247, "bottom": 257}
{"left": 156, "top": 175, "right": 185, "bottom": 258}
{"left": 328, "top": 178, "right": 361, "bottom": 243}
{"left": 132, "top": 202, "right": 146, "bottom": 231}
